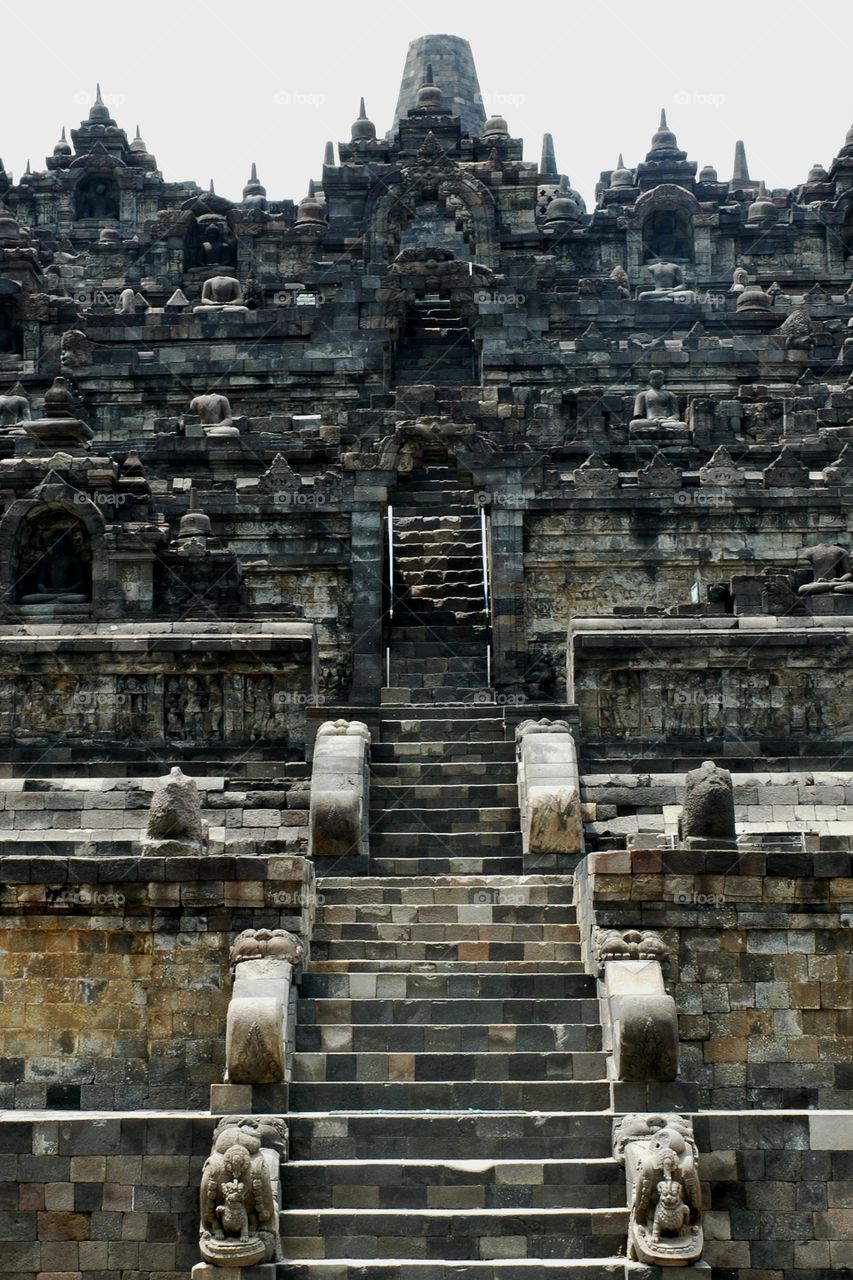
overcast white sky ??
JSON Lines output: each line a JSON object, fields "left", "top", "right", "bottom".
{"left": 2, "top": 0, "right": 850, "bottom": 207}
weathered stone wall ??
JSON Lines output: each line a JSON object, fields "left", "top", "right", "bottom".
{"left": 0, "top": 855, "right": 314, "bottom": 1110}
{"left": 570, "top": 617, "right": 853, "bottom": 750}
{"left": 576, "top": 848, "right": 853, "bottom": 1110}
{"left": 581, "top": 768, "right": 853, "bottom": 847}
{"left": 0, "top": 1113, "right": 213, "bottom": 1280}
{"left": 697, "top": 1111, "right": 853, "bottom": 1274}
{"left": 0, "top": 624, "right": 316, "bottom": 752}
{"left": 1, "top": 1111, "right": 851, "bottom": 1279}
{"left": 527, "top": 501, "right": 853, "bottom": 702}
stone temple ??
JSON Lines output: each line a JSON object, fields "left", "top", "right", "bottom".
{"left": 0, "top": 29, "right": 852, "bottom": 1280}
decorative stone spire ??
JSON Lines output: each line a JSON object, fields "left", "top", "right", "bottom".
{"left": 414, "top": 62, "right": 447, "bottom": 113}
{"left": 648, "top": 108, "right": 680, "bottom": 155}
{"left": 126, "top": 125, "right": 157, "bottom": 172}
{"left": 242, "top": 161, "right": 267, "bottom": 208}
{"left": 543, "top": 174, "right": 585, "bottom": 225}
{"left": 482, "top": 112, "right": 509, "bottom": 139}
{"left": 539, "top": 133, "right": 557, "bottom": 178}
{"left": 746, "top": 180, "right": 777, "bottom": 225}
{"left": 610, "top": 153, "right": 633, "bottom": 189}
{"left": 295, "top": 182, "right": 328, "bottom": 229}
{"left": 732, "top": 140, "right": 750, "bottom": 183}
{"left": 71, "top": 84, "right": 127, "bottom": 159}
{"left": 89, "top": 83, "right": 111, "bottom": 123}
{"left": 351, "top": 98, "right": 377, "bottom": 142}
{"left": 638, "top": 108, "right": 692, "bottom": 185}
{"left": 54, "top": 127, "right": 71, "bottom": 157}
{"left": 323, "top": 140, "right": 335, "bottom": 166}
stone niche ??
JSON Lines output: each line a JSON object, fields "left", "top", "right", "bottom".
{"left": 569, "top": 617, "right": 851, "bottom": 746}
{"left": 0, "top": 621, "right": 316, "bottom": 750}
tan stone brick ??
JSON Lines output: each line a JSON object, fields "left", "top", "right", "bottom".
{"left": 38, "top": 1240, "right": 80, "bottom": 1270}
{"left": 43, "top": 1184, "right": 73, "bottom": 1212}
{"left": 68, "top": 1157, "right": 103, "bottom": 1182}
{"left": 704, "top": 1037, "right": 747, "bottom": 1063}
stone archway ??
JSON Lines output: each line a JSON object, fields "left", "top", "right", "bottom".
{"left": 364, "top": 140, "right": 498, "bottom": 267}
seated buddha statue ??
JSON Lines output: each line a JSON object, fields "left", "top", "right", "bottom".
{"left": 637, "top": 260, "right": 694, "bottom": 303}
{"left": 193, "top": 275, "right": 248, "bottom": 315}
{"left": 20, "top": 531, "right": 89, "bottom": 608}
{"left": 630, "top": 370, "right": 688, "bottom": 438}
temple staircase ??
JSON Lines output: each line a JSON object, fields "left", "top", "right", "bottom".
{"left": 385, "top": 463, "right": 490, "bottom": 705}
{"left": 281, "top": 872, "right": 641, "bottom": 1277}
{"left": 393, "top": 300, "right": 478, "bottom": 387}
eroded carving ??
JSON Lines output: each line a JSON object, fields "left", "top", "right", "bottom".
{"left": 199, "top": 1115, "right": 286, "bottom": 1267}
{"left": 613, "top": 1113, "right": 703, "bottom": 1266}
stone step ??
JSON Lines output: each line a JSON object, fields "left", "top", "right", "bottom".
{"left": 276, "top": 1261, "right": 641, "bottom": 1279}
{"left": 292, "top": 1048, "right": 607, "bottom": 1083}
{"left": 371, "top": 798, "right": 522, "bottom": 819}
{"left": 389, "top": 640, "right": 489, "bottom": 657}
{"left": 312, "top": 924, "right": 578, "bottom": 945}
{"left": 279, "top": 1158, "right": 623, "bottom": 1210}
{"left": 384, "top": 671, "right": 488, "bottom": 689}
{"left": 369, "top": 786, "right": 518, "bottom": 810}
{"left": 394, "top": 538, "right": 482, "bottom": 554}
{"left": 295, "top": 1022, "right": 602, "bottom": 1054}
{"left": 371, "top": 741, "right": 513, "bottom": 760}
{"left": 308, "top": 940, "right": 581, "bottom": 963}
{"left": 314, "top": 876, "right": 575, "bottom": 905}
{"left": 398, "top": 568, "right": 484, "bottom": 586}
{"left": 299, "top": 970, "right": 595, "bottom": 999}
{"left": 369, "top": 762, "right": 516, "bottom": 785}
{"left": 369, "top": 857, "right": 524, "bottom": 877}
{"left": 315, "top": 902, "right": 576, "bottom": 924}
{"left": 288, "top": 1111, "right": 615, "bottom": 1161}
{"left": 394, "top": 556, "right": 484, "bottom": 572}
{"left": 286, "top": 1078, "right": 611, "bottom": 1112}
{"left": 383, "top": 678, "right": 489, "bottom": 695}
{"left": 381, "top": 625, "right": 490, "bottom": 643}
{"left": 387, "top": 653, "right": 488, "bottom": 671}
{"left": 369, "top": 831, "right": 521, "bottom": 854}
{"left": 394, "top": 513, "right": 481, "bottom": 527}
{"left": 277, "top": 1206, "right": 628, "bottom": 1258}
{"left": 389, "top": 614, "right": 489, "bottom": 632}
{"left": 297, "top": 998, "right": 598, "bottom": 1027}
{"left": 367, "top": 807, "right": 521, "bottom": 833}
{"left": 384, "top": 688, "right": 495, "bottom": 706}
{"left": 406, "top": 592, "right": 485, "bottom": 610}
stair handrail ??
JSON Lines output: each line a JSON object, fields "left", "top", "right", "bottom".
{"left": 385, "top": 503, "right": 394, "bottom": 687}
{"left": 480, "top": 503, "right": 494, "bottom": 687}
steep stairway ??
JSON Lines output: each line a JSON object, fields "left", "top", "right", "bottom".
{"left": 282, "top": 875, "right": 639, "bottom": 1276}
{"left": 366, "top": 708, "right": 521, "bottom": 878}
{"left": 387, "top": 464, "right": 490, "bottom": 705}
{"left": 393, "top": 299, "right": 478, "bottom": 387}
